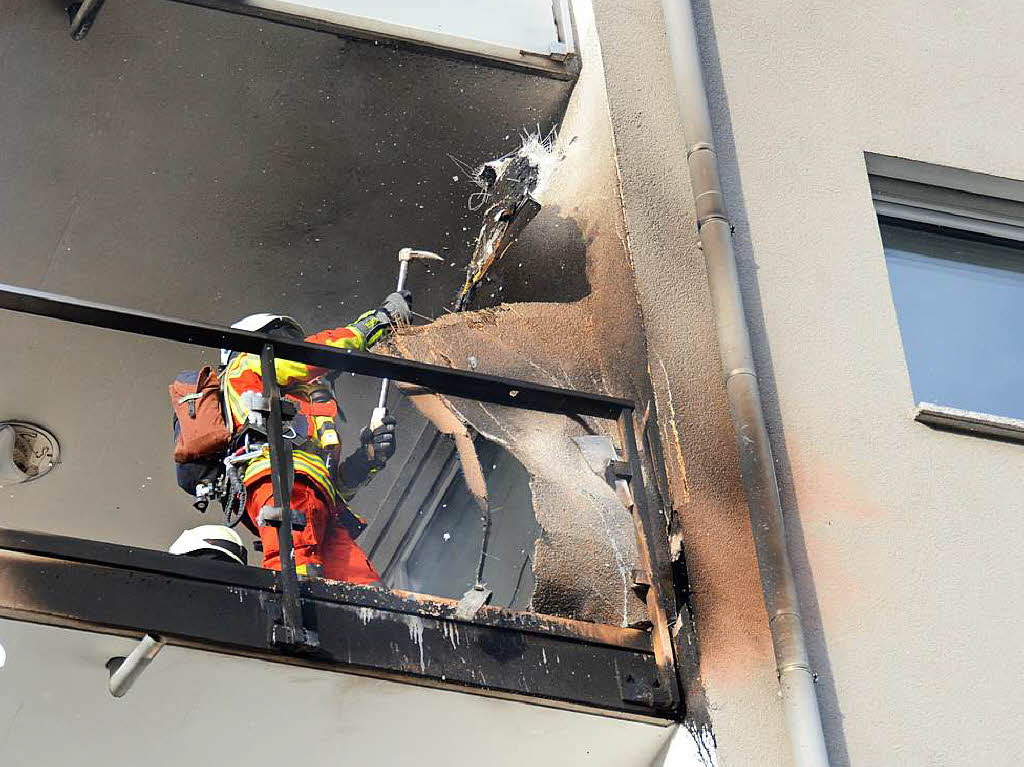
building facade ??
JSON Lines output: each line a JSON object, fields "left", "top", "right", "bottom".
{"left": 596, "top": 0, "right": 1024, "bottom": 764}
{"left": 1, "top": 2, "right": 1020, "bottom": 766}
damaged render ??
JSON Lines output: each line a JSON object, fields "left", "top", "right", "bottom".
{"left": 392, "top": 305, "right": 649, "bottom": 628}
{"left": 380, "top": 0, "right": 715, "bottom": 748}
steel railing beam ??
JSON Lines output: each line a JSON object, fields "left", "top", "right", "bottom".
{"left": 0, "top": 283, "right": 630, "bottom": 420}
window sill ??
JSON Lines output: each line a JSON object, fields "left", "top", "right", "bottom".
{"left": 914, "top": 402, "right": 1024, "bottom": 443}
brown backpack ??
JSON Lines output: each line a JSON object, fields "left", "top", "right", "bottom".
{"left": 170, "top": 366, "right": 232, "bottom": 464}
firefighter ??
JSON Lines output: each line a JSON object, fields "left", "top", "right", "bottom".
{"left": 217, "top": 292, "right": 411, "bottom": 584}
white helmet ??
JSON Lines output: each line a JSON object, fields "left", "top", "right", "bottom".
{"left": 220, "top": 313, "right": 304, "bottom": 365}
{"left": 169, "top": 525, "right": 248, "bottom": 565}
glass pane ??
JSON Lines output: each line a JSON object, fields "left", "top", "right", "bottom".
{"left": 881, "top": 223, "right": 1024, "bottom": 419}
{"left": 400, "top": 437, "right": 538, "bottom": 610}
{"left": 284, "top": 0, "right": 558, "bottom": 53}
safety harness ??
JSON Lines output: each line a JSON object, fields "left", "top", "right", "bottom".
{"left": 171, "top": 358, "right": 365, "bottom": 536}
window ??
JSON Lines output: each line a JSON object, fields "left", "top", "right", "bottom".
{"left": 868, "top": 153, "right": 1024, "bottom": 438}
{"left": 174, "top": 0, "right": 577, "bottom": 76}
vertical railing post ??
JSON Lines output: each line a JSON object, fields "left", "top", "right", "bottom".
{"left": 618, "top": 409, "right": 681, "bottom": 713}
{"left": 260, "top": 343, "right": 310, "bottom": 647}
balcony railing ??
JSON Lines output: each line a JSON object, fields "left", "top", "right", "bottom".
{"left": 0, "top": 281, "right": 681, "bottom": 720}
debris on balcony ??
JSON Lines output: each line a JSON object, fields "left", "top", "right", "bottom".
{"left": 390, "top": 303, "right": 650, "bottom": 628}
{"left": 451, "top": 130, "right": 565, "bottom": 310}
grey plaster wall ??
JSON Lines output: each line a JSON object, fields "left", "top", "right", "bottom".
{"left": 593, "top": 0, "right": 1024, "bottom": 765}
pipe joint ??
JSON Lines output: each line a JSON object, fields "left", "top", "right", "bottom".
{"left": 725, "top": 367, "right": 757, "bottom": 383}
{"left": 696, "top": 213, "right": 730, "bottom": 230}
{"left": 690, "top": 167, "right": 728, "bottom": 223}
{"left": 777, "top": 661, "right": 813, "bottom": 676}
{"left": 694, "top": 192, "right": 727, "bottom": 221}
{"left": 686, "top": 141, "right": 716, "bottom": 158}
{"left": 769, "top": 608, "right": 802, "bottom": 624}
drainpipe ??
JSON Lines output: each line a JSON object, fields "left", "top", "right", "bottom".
{"left": 107, "top": 634, "right": 165, "bottom": 697}
{"left": 657, "top": 2, "right": 831, "bottom": 765}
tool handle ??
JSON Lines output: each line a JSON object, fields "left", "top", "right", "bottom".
{"left": 368, "top": 252, "right": 411, "bottom": 432}
{"left": 371, "top": 375, "right": 389, "bottom": 430}
{"left": 372, "top": 376, "right": 390, "bottom": 430}
{"left": 369, "top": 406, "right": 388, "bottom": 432}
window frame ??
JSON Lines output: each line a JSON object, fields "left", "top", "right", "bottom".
{"left": 166, "top": 0, "right": 579, "bottom": 79}
{"left": 868, "top": 153, "right": 1024, "bottom": 442}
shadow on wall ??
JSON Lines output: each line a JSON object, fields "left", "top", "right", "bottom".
{"left": 465, "top": 206, "right": 591, "bottom": 309}
{"left": 691, "top": 0, "right": 851, "bottom": 764}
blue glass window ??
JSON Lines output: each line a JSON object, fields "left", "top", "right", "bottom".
{"left": 882, "top": 223, "right": 1024, "bottom": 420}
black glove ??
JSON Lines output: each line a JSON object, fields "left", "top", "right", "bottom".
{"left": 361, "top": 415, "right": 396, "bottom": 468}
{"left": 352, "top": 291, "right": 413, "bottom": 349}
{"left": 337, "top": 415, "right": 396, "bottom": 494}
{"left": 380, "top": 290, "right": 412, "bottom": 324}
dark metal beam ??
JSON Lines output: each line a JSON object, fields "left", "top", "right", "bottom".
{"left": 0, "top": 283, "right": 630, "bottom": 420}
{"left": 0, "top": 530, "right": 653, "bottom": 650}
{"left": 259, "top": 343, "right": 311, "bottom": 648}
{"left": 618, "top": 411, "right": 682, "bottom": 708}
{"left": 0, "top": 529, "right": 674, "bottom": 720}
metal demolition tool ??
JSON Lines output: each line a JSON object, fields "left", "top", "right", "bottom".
{"left": 369, "top": 248, "right": 443, "bottom": 431}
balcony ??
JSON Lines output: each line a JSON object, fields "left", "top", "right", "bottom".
{"left": 0, "top": 3, "right": 685, "bottom": 757}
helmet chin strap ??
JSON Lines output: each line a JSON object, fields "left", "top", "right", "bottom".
{"left": 186, "top": 549, "right": 244, "bottom": 565}
{"left": 264, "top": 323, "right": 305, "bottom": 341}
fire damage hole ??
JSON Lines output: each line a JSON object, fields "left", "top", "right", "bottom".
{"left": 379, "top": 436, "right": 539, "bottom": 611}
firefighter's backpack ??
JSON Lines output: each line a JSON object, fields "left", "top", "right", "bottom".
{"left": 169, "top": 366, "right": 232, "bottom": 509}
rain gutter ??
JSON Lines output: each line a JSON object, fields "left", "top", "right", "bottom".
{"left": 657, "top": 2, "right": 832, "bottom": 764}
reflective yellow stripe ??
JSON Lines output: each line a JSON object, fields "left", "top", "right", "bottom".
{"left": 243, "top": 448, "right": 337, "bottom": 503}
{"left": 224, "top": 354, "right": 257, "bottom": 428}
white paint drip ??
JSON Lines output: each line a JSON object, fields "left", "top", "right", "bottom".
{"left": 404, "top": 614, "right": 426, "bottom": 673}
{"left": 357, "top": 607, "right": 375, "bottom": 626}
{"left": 441, "top": 620, "right": 461, "bottom": 650}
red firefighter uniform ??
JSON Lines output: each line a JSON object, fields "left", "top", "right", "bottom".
{"left": 223, "top": 324, "right": 379, "bottom": 584}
